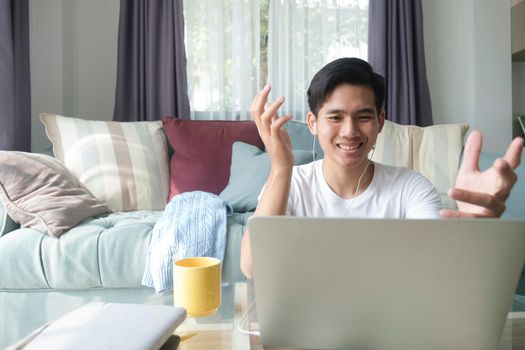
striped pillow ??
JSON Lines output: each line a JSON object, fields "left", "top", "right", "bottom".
{"left": 371, "top": 120, "right": 469, "bottom": 209}
{"left": 40, "top": 113, "right": 170, "bottom": 212}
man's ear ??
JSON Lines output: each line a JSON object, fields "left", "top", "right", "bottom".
{"left": 377, "top": 110, "right": 385, "bottom": 133}
{"left": 307, "top": 112, "right": 317, "bottom": 135}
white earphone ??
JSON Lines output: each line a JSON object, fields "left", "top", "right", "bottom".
{"left": 312, "top": 123, "right": 318, "bottom": 161}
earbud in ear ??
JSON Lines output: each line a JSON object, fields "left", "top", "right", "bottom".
{"left": 313, "top": 123, "right": 318, "bottom": 135}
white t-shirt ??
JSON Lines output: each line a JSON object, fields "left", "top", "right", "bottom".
{"left": 286, "top": 160, "right": 441, "bottom": 219}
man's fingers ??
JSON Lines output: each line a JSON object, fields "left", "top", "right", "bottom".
{"left": 448, "top": 188, "right": 505, "bottom": 216}
{"left": 265, "top": 103, "right": 279, "bottom": 122}
{"left": 262, "top": 96, "right": 285, "bottom": 124}
{"left": 270, "top": 114, "right": 292, "bottom": 131}
{"left": 439, "top": 209, "right": 479, "bottom": 219}
{"left": 459, "top": 130, "right": 482, "bottom": 172}
{"left": 251, "top": 85, "right": 271, "bottom": 120}
{"left": 492, "top": 158, "right": 517, "bottom": 196}
{"left": 503, "top": 136, "right": 524, "bottom": 169}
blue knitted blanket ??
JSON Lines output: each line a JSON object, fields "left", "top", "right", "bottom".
{"left": 142, "top": 191, "right": 231, "bottom": 292}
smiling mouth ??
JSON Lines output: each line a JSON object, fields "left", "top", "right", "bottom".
{"left": 337, "top": 142, "right": 363, "bottom": 151}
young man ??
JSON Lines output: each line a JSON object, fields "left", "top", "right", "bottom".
{"left": 240, "top": 58, "right": 523, "bottom": 279}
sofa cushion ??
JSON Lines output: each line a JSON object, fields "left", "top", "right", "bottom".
{"left": 40, "top": 113, "right": 170, "bottom": 212}
{"left": 372, "top": 120, "right": 469, "bottom": 209}
{"left": 162, "top": 118, "right": 264, "bottom": 199}
{"left": 0, "top": 210, "right": 249, "bottom": 290}
{"left": 0, "top": 152, "right": 110, "bottom": 237}
{"left": 220, "top": 142, "right": 312, "bottom": 212}
{"left": 0, "top": 211, "right": 161, "bottom": 289}
{"left": 222, "top": 212, "right": 253, "bottom": 283}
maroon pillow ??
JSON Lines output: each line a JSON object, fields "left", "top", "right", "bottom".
{"left": 163, "top": 118, "right": 264, "bottom": 200}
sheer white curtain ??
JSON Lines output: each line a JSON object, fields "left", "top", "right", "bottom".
{"left": 268, "top": 0, "right": 368, "bottom": 121}
{"left": 183, "top": 0, "right": 261, "bottom": 120}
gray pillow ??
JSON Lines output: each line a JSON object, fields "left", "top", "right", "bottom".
{"left": 0, "top": 151, "right": 111, "bottom": 237}
{"left": 219, "top": 142, "right": 312, "bottom": 212}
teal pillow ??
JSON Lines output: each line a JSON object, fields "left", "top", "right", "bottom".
{"left": 284, "top": 120, "right": 324, "bottom": 158}
{"left": 220, "top": 142, "right": 312, "bottom": 212}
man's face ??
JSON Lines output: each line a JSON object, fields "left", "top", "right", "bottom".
{"left": 309, "top": 83, "right": 384, "bottom": 171}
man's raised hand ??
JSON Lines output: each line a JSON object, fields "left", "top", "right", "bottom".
{"left": 440, "top": 131, "right": 523, "bottom": 218}
{"left": 251, "top": 85, "right": 294, "bottom": 171}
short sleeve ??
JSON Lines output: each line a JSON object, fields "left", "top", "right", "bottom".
{"left": 404, "top": 174, "right": 442, "bottom": 219}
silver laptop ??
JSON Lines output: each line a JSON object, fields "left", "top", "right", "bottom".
{"left": 249, "top": 217, "right": 525, "bottom": 350}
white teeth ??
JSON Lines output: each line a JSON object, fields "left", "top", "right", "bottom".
{"left": 338, "top": 143, "right": 361, "bottom": 150}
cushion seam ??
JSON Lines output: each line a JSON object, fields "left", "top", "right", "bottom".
{"left": 38, "top": 234, "right": 51, "bottom": 289}
{"left": 96, "top": 230, "right": 104, "bottom": 287}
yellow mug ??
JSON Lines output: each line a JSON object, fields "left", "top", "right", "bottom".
{"left": 173, "top": 257, "right": 222, "bottom": 317}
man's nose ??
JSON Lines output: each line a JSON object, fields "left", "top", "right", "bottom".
{"left": 340, "top": 117, "right": 357, "bottom": 137}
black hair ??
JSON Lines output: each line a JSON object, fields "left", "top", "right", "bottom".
{"left": 307, "top": 57, "right": 385, "bottom": 116}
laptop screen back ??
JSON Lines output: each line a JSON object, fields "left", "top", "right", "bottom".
{"left": 249, "top": 217, "right": 525, "bottom": 350}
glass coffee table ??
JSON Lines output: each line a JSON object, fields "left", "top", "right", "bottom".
{"left": 147, "top": 282, "right": 525, "bottom": 350}
{"left": 146, "top": 281, "right": 261, "bottom": 349}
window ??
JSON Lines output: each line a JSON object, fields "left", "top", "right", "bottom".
{"left": 183, "top": 0, "right": 368, "bottom": 121}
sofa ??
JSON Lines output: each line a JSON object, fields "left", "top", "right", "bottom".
{"left": 0, "top": 116, "right": 524, "bottom": 347}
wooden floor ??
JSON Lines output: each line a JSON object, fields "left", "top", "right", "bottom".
{"left": 498, "top": 314, "right": 525, "bottom": 350}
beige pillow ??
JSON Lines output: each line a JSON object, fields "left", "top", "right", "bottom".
{"left": 372, "top": 120, "right": 469, "bottom": 209}
{"left": 0, "top": 152, "right": 110, "bottom": 237}
{"left": 40, "top": 113, "right": 170, "bottom": 212}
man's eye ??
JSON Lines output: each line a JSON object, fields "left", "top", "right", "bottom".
{"left": 359, "top": 115, "right": 373, "bottom": 120}
{"left": 328, "top": 116, "right": 340, "bottom": 121}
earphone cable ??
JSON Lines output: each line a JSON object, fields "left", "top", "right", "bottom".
{"left": 237, "top": 300, "right": 260, "bottom": 336}
{"left": 312, "top": 134, "right": 317, "bottom": 161}
{"left": 348, "top": 146, "right": 376, "bottom": 212}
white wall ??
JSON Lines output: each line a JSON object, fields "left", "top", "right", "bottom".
{"left": 423, "top": 0, "right": 513, "bottom": 153}
{"left": 473, "top": 0, "right": 513, "bottom": 153}
{"left": 29, "top": 0, "right": 119, "bottom": 152}
{"left": 422, "top": 0, "right": 475, "bottom": 127}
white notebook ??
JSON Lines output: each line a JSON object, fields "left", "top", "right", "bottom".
{"left": 8, "top": 302, "right": 186, "bottom": 350}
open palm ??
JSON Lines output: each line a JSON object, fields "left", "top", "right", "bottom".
{"left": 442, "top": 131, "right": 523, "bottom": 218}
{"left": 251, "top": 85, "right": 294, "bottom": 170}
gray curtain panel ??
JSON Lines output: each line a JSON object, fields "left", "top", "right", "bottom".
{"left": 113, "top": 0, "right": 190, "bottom": 122}
{"left": 0, "top": 0, "right": 31, "bottom": 151}
{"left": 368, "top": 0, "right": 433, "bottom": 126}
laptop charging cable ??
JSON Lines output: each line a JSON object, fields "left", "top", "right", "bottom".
{"left": 237, "top": 301, "right": 260, "bottom": 336}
